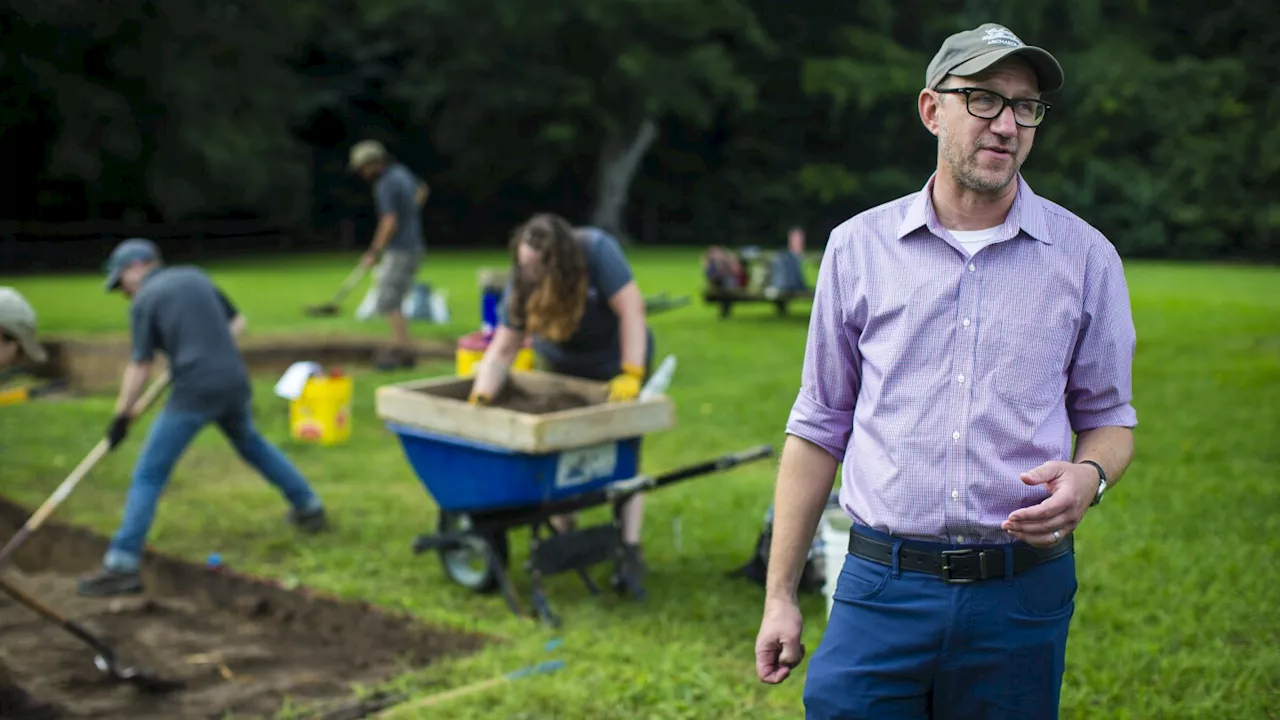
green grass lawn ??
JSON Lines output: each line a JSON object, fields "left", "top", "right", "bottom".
{"left": 1, "top": 252, "right": 1278, "bottom": 719}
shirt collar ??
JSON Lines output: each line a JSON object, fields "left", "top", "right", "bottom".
{"left": 139, "top": 265, "right": 163, "bottom": 287}
{"left": 896, "top": 173, "right": 1053, "bottom": 246}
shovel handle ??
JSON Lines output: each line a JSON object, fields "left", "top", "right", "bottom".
{"left": 0, "top": 575, "right": 117, "bottom": 659}
{"left": 0, "top": 370, "right": 171, "bottom": 571}
{"left": 332, "top": 262, "right": 371, "bottom": 303}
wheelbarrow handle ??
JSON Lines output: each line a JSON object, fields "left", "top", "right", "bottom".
{"left": 601, "top": 443, "right": 775, "bottom": 501}
{"left": 458, "top": 444, "right": 776, "bottom": 531}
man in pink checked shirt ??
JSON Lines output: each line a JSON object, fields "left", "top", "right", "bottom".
{"left": 754, "top": 23, "right": 1138, "bottom": 719}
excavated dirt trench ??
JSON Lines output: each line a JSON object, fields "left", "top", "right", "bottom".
{"left": 0, "top": 498, "right": 489, "bottom": 719}
{"left": 25, "top": 334, "right": 456, "bottom": 394}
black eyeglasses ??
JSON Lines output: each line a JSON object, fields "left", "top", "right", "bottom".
{"left": 935, "top": 87, "right": 1051, "bottom": 128}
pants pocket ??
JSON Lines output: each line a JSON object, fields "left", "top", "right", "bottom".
{"left": 833, "top": 554, "right": 892, "bottom": 603}
{"left": 1014, "top": 552, "right": 1077, "bottom": 617}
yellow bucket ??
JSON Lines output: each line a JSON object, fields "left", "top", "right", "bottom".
{"left": 455, "top": 331, "right": 535, "bottom": 377}
{"left": 289, "top": 373, "right": 353, "bottom": 445}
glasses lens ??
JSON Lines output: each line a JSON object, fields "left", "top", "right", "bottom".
{"left": 966, "top": 91, "right": 1002, "bottom": 118}
{"left": 966, "top": 90, "right": 1045, "bottom": 127}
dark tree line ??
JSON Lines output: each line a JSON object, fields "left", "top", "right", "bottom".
{"left": 2, "top": 0, "right": 1275, "bottom": 262}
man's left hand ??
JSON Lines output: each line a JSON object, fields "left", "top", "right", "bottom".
{"left": 1002, "top": 461, "right": 1102, "bottom": 547}
{"left": 607, "top": 363, "right": 645, "bottom": 402}
{"left": 106, "top": 413, "right": 132, "bottom": 451}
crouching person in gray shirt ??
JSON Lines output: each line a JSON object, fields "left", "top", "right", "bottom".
{"left": 76, "top": 239, "right": 329, "bottom": 598}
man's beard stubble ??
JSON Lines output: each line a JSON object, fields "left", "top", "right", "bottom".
{"left": 939, "top": 117, "right": 1021, "bottom": 194}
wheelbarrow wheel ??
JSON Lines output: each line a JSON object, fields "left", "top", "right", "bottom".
{"left": 437, "top": 512, "right": 509, "bottom": 594}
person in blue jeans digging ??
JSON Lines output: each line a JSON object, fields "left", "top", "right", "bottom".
{"left": 467, "top": 213, "right": 654, "bottom": 599}
{"left": 76, "top": 239, "right": 328, "bottom": 597}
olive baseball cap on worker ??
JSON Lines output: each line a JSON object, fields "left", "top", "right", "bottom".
{"left": 103, "top": 238, "right": 161, "bottom": 291}
{"left": 0, "top": 287, "right": 48, "bottom": 363}
{"left": 925, "top": 23, "right": 1064, "bottom": 93}
{"left": 348, "top": 139, "right": 388, "bottom": 171}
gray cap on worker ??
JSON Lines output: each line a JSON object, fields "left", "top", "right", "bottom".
{"left": 103, "top": 238, "right": 162, "bottom": 292}
{"left": 0, "top": 287, "right": 48, "bottom": 363}
{"left": 925, "top": 23, "right": 1064, "bottom": 93}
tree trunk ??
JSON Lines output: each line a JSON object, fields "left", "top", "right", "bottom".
{"left": 589, "top": 117, "right": 658, "bottom": 242}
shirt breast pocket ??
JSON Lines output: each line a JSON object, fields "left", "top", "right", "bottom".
{"left": 991, "top": 320, "right": 1075, "bottom": 409}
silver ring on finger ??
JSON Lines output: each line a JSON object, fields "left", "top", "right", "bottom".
{"left": 1052, "top": 530, "right": 1061, "bottom": 542}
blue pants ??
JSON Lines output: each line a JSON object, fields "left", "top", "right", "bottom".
{"left": 104, "top": 401, "right": 323, "bottom": 572}
{"left": 804, "top": 525, "right": 1076, "bottom": 720}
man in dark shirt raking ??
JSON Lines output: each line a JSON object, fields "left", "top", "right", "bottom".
{"left": 349, "top": 139, "right": 430, "bottom": 371}
{"left": 76, "top": 239, "right": 329, "bottom": 597}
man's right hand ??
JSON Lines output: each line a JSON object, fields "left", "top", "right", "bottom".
{"left": 106, "top": 414, "right": 131, "bottom": 450}
{"left": 755, "top": 596, "right": 806, "bottom": 684}
{"left": 468, "top": 391, "right": 490, "bottom": 406}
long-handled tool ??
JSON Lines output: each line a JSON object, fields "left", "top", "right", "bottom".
{"left": 0, "top": 370, "right": 171, "bottom": 572}
{"left": 304, "top": 262, "right": 371, "bottom": 317}
{"left": 372, "top": 660, "right": 565, "bottom": 718}
{"left": 0, "top": 574, "right": 184, "bottom": 692}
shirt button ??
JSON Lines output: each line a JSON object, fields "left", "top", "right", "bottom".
{"left": 963, "top": 318, "right": 971, "bottom": 327}
{"left": 957, "top": 374, "right": 965, "bottom": 384}
{"left": 952, "top": 431, "right": 960, "bottom": 440}
{"left": 968, "top": 263, "right": 976, "bottom": 272}
{"left": 951, "top": 490, "right": 959, "bottom": 499}
{"left": 956, "top": 536, "right": 966, "bottom": 544}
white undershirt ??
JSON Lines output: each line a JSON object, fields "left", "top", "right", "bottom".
{"left": 949, "top": 226, "right": 1001, "bottom": 258}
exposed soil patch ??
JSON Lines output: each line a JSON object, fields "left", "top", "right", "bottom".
{"left": 25, "top": 334, "right": 455, "bottom": 393}
{"left": 491, "top": 385, "right": 594, "bottom": 414}
{"left": 0, "top": 498, "right": 488, "bottom": 719}
{"left": 415, "top": 380, "right": 597, "bottom": 414}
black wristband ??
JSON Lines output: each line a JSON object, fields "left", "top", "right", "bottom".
{"left": 1079, "top": 460, "right": 1106, "bottom": 484}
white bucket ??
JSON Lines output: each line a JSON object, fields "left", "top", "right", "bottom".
{"left": 818, "top": 506, "right": 853, "bottom": 619}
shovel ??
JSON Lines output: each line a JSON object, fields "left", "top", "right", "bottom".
{"left": 304, "top": 262, "right": 371, "bottom": 317}
{"left": 0, "top": 370, "right": 171, "bottom": 573}
{"left": 0, "top": 574, "right": 185, "bottom": 692}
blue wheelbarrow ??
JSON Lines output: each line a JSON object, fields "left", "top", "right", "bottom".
{"left": 375, "top": 371, "right": 775, "bottom": 626}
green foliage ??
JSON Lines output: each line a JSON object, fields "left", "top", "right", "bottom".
{"left": 2, "top": 0, "right": 311, "bottom": 222}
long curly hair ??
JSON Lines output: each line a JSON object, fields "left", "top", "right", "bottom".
{"left": 507, "top": 213, "right": 589, "bottom": 342}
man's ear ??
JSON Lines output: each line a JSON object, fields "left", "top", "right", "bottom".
{"left": 919, "top": 88, "right": 942, "bottom": 137}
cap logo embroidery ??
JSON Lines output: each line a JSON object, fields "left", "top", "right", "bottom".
{"left": 983, "top": 27, "right": 1022, "bottom": 47}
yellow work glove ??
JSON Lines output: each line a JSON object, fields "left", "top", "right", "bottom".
{"left": 468, "top": 391, "right": 490, "bottom": 406}
{"left": 607, "top": 363, "right": 645, "bottom": 402}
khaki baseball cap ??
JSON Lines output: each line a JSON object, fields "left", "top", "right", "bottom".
{"left": 0, "top": 287, "right": 48, "bottom": 363}
{"left": 926, "top": 23, "right": 1064, "bottom": 93}
{"left": 348, "top": 139, "right": 388, "bottom": 171}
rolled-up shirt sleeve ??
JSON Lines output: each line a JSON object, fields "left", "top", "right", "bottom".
{"left": 1066, "top": 242, "right": 1139, "bottom": 431}
{"left": 785, "top": 233, "right": 860, "bottom": 460}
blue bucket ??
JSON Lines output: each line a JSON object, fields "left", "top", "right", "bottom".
{"left": 480, "top": 288, "right": 502, "bottom": 334}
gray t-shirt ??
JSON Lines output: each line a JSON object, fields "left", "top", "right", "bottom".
{"left": 500, "top": 228, "right": 653, "bottom": 380}
{"left": 130, "top": 266, "right": 251, "bottom": 415}
{"left": 374, "top": 163, "right": 425, "bottom": 254}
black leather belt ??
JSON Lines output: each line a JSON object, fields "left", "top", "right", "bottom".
{"left": 847, "top": 530, "right": 1073, "bottom": 583}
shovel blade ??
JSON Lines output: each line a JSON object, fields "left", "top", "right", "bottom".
{"left": 304, "top": 304, "right": 339, "bottom": 317}
{"left": 95, "top": 655, "right": 186, "bottom": 693}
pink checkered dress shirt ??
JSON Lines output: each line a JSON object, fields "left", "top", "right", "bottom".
{"left": 787, "top": 174, "right": 1138, "bottom": 545}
